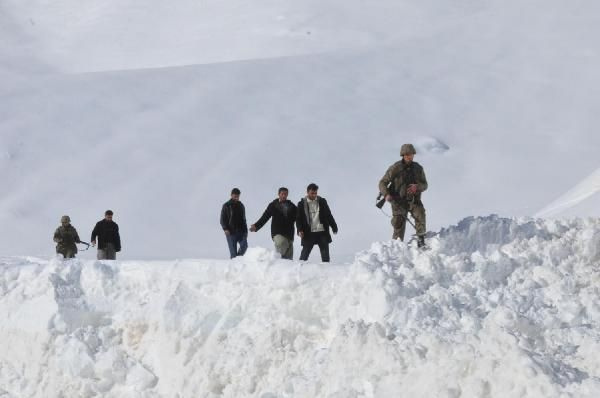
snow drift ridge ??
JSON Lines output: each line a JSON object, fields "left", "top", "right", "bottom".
{"left": 1, "top": 216, "right": 600, "bottom": 397}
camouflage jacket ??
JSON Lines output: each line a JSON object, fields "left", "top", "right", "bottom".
{"left": 379, "top": 160, "right": 428, "bottom": 201}
{"left": 53, "top": 225, "right": 81, "bottom": 254}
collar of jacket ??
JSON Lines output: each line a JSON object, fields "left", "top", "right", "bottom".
{"left": 305, "top": 196, "right": 321, "bottom": 203}
{"left": 401, "top": 159, "right": 421, "bottom": 169}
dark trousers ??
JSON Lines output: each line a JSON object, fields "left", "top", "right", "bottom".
{"left": 226, "top": 232, "right": 248, "bottom": 259}
{"left": 299, "top": 232, "right": 330, "bottom": 262}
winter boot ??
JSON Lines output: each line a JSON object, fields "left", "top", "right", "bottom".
{"left": 417, "top": 235, "right": 426, "bottom": 248}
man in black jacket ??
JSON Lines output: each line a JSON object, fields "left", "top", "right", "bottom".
{"left": 250, "top": 187, "right": 297, "bottom": 259}
{"left": 91, "top": 210, "right": 121, "bottom": 260}
{"left": 220, "top": 188, "right": 248, "bottom": 259}
{"left": 296, "top": 183, "right": 338, "bottom": 262}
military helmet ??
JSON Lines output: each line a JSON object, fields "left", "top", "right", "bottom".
{"left": 61, "top": 215, "right": 71, "bottom": 224}
{"left": 400, "top": 144, "right": 417, "bottom": 156}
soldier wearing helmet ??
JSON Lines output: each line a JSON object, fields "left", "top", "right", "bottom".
{"left": 378, "top": 144, "right": 428, "bottom": 247}
{"left": 53, "top": 215, "right": 82, "bottom": 259}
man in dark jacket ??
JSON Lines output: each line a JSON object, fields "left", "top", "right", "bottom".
{"left": 296, "top": 183, "right": 338, "bottom": 262}
{"left": 91, "top": 210, "right": 122, "bottom": 260}
{"left": 250, "top": 187, "right": 297, "bottom": 259}
{"left": 53, "top": 215, "right": 82, "bottom": 259}
{"left": 220, "top": 188, "right": 248, "bottom": 259}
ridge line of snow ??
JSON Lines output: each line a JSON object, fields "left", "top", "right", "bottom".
{"left": 45, "top": 44, "right": 389, "bottom": 76}
{"left": 535, "top": 167, "right": 600, "bottom": 218}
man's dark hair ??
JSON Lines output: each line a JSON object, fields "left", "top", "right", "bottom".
{"left": 278, "top": 187, "right": 288, "bottom": 194}
{"left": 306, "top": 183, "right": 319, "bottom": 192}
{"left": 231, "top": 188, "right": 241, "bottom": 195}
{"left": 105, "top": 210, "right": 113, "bottom": 216}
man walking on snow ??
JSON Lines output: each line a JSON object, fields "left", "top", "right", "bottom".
{"left": 220, "top": 188, "right": 248, "bottom": 258}
{"left": 296, "top": 183, "right": 338, "bottom": 262}
{"left": 250, "top": 187, "right": 297, "bottom": 260}
{"left": 91, "top": 210, "right": 121, "bottom": 260}
{"left": 379, "top": 144, "right": 428, "bottom": 247}
{"left": 53, "top": 215, "right": 82, "bottom": 259}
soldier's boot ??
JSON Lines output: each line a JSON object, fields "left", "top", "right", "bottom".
{"left": 417, "top": 235, "right": 426, "bottom": 248}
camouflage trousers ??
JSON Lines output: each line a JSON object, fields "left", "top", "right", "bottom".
{"left": 391, "top": 200, "right": 426, "bottom": 241}
{"left": 57, "top": 249, "right": 76, "bottom": 259}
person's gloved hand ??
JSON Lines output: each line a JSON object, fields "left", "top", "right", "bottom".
{"left": 407, "top": 184, "right": 418, "bottom": 195}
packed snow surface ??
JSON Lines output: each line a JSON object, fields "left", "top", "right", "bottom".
{"left": 2, "top": 216, "right": 600, "bottom": 397}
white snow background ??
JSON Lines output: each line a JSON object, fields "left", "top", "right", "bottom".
{"left": 1, "top": 0, "right": 600, "bottom": 397}
{"left": 1, "top": 0, "right": 599, "bottom": 259}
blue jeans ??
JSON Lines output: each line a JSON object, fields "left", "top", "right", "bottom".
{"left": 226, "top": 232, "right": 248, "bottom": 259}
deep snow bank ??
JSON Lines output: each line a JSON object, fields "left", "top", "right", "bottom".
{"left": 1, "top": 216, "right": 600, "bottom": 397}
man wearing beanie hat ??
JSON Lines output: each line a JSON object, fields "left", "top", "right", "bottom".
{"left": 378, "top": 144, "right": 428, "bottom": 247}
{"left": 53, "top": 215, "right": 82, "bottom": 258}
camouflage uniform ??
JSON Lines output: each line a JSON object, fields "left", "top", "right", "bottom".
{"left": 379, "top": 147, "right": 428, "bottom": 241}
{"left": 53, "top": 216, "right": 81, "bottom": 258}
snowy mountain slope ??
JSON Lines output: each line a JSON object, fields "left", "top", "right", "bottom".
{"left": 2, "top": 1, "right": 600, "bottom": 260}
{"left": 1, "top": 216, "right": 600, "bottom": 397}
{"left": 1, "top": 0, "right": 486, "bottom": 73}
{"left": 1, "top": 1, "right": 600, "bottom": 260}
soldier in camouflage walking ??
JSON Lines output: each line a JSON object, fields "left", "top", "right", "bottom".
{"left": 53, "top": 215, "right": 82, "bottom": 259}
{"left": 378, "top": 144, "right": 428, "bottom": 247}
